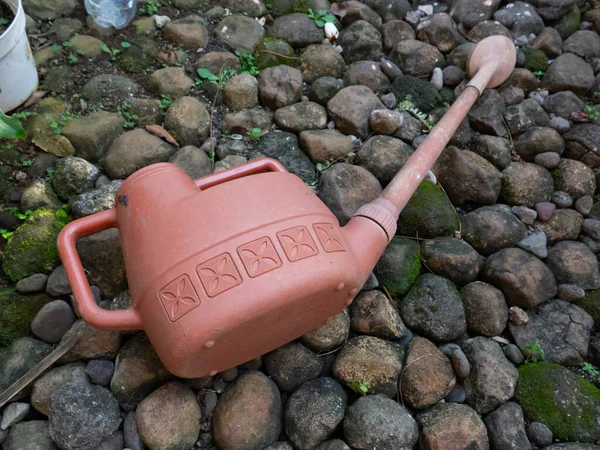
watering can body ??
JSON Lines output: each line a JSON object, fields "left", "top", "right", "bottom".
{"left": 58, "top": 159, "right": 375, "bottom": 378}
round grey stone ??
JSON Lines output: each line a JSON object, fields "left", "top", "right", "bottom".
{"left": 30, "top": 300, "right": 75, "bottom": 344}
{"left": 85, "top": 359, "right": 115, "bottom": 386}
{"left": 16, "top": 273, "right": 49, "bottom": 294}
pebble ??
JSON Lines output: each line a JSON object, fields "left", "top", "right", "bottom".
{"left": 517, "top": 231, "right": 548, "bottom": 259}
{"left": 449, "top": 348, "right": 470, "bottom": 378}
{"left": 197, "top": 433, "right": 213, "bottom": 448}
{"left": 15, "top": 273, "right": 48, "bottom": 293}
{"left": 556, "top": 284, "right": 585, "bottom": 301}
{"left": 438, "top": 343, "right": 461, "bottom": 357}
{"left": 370, "top": 109, "right": 402, "bottom": 135}
{"left": 95, "top": 175, "right": 111, "bottom": 188}
{"left": 445, "top": 383, "right": 466, "bottom": 403}
{"left": 516, "top": 50, "right": 526, "bottom": 66}
{"left": 431, "top": 67, "right": 443, "bottom": 90}
{"left": 219, "top": 367, "right": 238, "bottom": 382}
{"left": 85, "top": 360, "right": 115, "bottom": 386}
{"left": 511, "top": 205, "right": 538, "bottom": 225}
{"left": 413, "top": 135, "right": 427, "bottom": 148}
{"left": 509, "top": 306, "right": 529, "bottom": 325}
{"left": 380, "top": 93, "right": 397, "bottom": 110}
{"left": 201, "top": 391, "right": 218, "bottom": 417}
{"left": 124, "top": 411, "right": 145, "bottom": 450}
{"left": 380, "top": 59, "right": 403, "bottom": 80}
{"left": 535, "top": 202, "right": 556, "bottom": 222}
{"left": 212, "top": 377, "right": 227, "bottom": 393}
{"left": 533, "top": 152, "right": 561, "bottom": 169}
{"left": 552, "top": 191, "right": 573, "bottom": 208}
{"left": 504, "top": 344, "right": 524, "bottom": 365}
{"left": 405, "top": 10, "right": 421, "bottom": 26}
{"left": 1, "top": 403, "right": 30, "bottom": 429}
{"left": 549, "top": 116, "right": 570, "bottom": 133}
{"left": 153, "top": 15, "right": 171, "bottom": 28}
{"left": 582, "top": 236, "right": 600, "bottom": 253}
{"left": 575, "top": 195, "right": 593, "bottom": 216}
{"left": 30, "top": 300, "right": 76, "bottom": 344}
{"left": 582, "top": 219, "right": 600, "bottom": 240}
{"left": 527, "top": 422, "right": 553, "bottom": 447}
{"left": 46, "top": 266, "right": 72, "bottom": 297}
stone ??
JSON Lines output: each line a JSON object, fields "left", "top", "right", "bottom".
{"left": 509, "top": 306, "right": 529, "bottom": 326}
{"left": 512, "top": 205, "right": 538, "bottom": 225}
{"left": 170, "top": 146, "right": 211, "bottom": 180}
{"left": 390, "top": 40, "right": 444, "bottom": 78}
{"left": 356, "top": 135, "right": 412, "bottom": 186}
{"left": 350, "top": 290, "right": 405, "bottom": 339}
{"left": 344, "top": 61, "right": 390, "bottom": 93}
{"left": 484, "top": 402, "right": 530, "bottom": 450}
{"left": 22, "top": 0, "right": 77, "bottom": 19}
{"left": 337, "top": 20, "right": 382, "bottom": 64}
{"left": 433, "top": 146, "right": 501, "bottom": 205}
{"left": 315, "top": 441, "right": 351, "bottom": 450}
{"left": 401, "top": 337, "right": 455, "bottom": 409}
{"left": 468, "top": 89, "right": 506, "bottom": 137}
{"left": 391, "top": 74, "right": 443, "bottom": 115}
{"left": 299, "top": 47, "right": 345, "bottom": 86}
{"left": 82, "top": 75, "right": 140, "bottom": 103}
{"left": 51, "top": 157, "right": 100, "bottom": 201}
{"left": 0, "top": 337, "right": 52, "bottom": 392}
{"left": 164, "top": 96, "right": 210, "bottom": 147}
{"left": 194, "top": 52, "right": 240, "bottom": 74}
{"left": 515, "top": 362, "right": 600, "bottom": 442}
{"left": 544, "top": 91, "right": 585, "bottom": 119}
{"left": 30, "top": 299, "right": 75, "bottom": 344}
{"left": 502, "top": 86, "right": 525, "bottom": 106}
{"left": 461, "top": 281, "right": 508, "bottom": 337}
{"left": 419, "top": 237, "right": 484, "bottom": 286}
{"left": 223, "top": 108, "right": 273, "bottom": 134}
{"left": 85, "top": 360, "right": 114, "bottom": 386}
{"left": 267, "top": 13, "right": 324, "bottom": 48}
{"left": 333, "top": 335, "right": 404, "bottom": 398}
{"left": 535, "top": 151, "right": 562, "bottom": 169}
{"left": 130, "top": 98, "right": 163, "bottom": 127}
{"left": 274, "top": 101, "right": 328, "bottom": 133}
{"left": 327, "top": 86, "right": 384, "bottom": 139}
{"left": 19, "top": 180, "right": 62, "bottom": 213}
{"left": 547, "top": 241, "right": 600, "bottom": 290}
{"left": 552, "top": 158, "right": 596, "bottom": 200}
{"left": 527, "top": 422, "right": 554, "bottom": 447}
{"left": 123, "top": 411, "right": 144, "bottom": 450}
{"left": 58, "top": 320, "right": 121, "bottom": 364}
{"left": 537, "top": 202, "right": 556, "bottom": 222}
{"left": 2, "top": 421, "right": 55, "bottom": 450}
{"left": 501, "top": 162, "right": 554, "bottom": 208}
{"left": 258, "top": 65, "right": 303, "bottom": 110}
{"left": 302, "top": 308, "right": 350, "bottom": 352}
{"left": 61, "top": 112, "right": 124, "bottom": 163}
{"left": 461, "top": 206, "right": 528, "bottom": 256}
{"left": 563, "top": 30, "right": 600, "bottom": 60}
{"left": 318, "top": 163, "right": 381, "bottom": 225}
{"left": 308, "top": 77, "right": 344, "bottom": 106}
{"left": 417, "top": 403, "right": 489, "bottom": 450}
{"left": 255, "top": 38, "right": 295, "bottom": 70}
{"left": 341, "top": 1, "right": 382, "bottom": 29}
{"left": 557, "top": 284, "right": 585, "bottom": 301}
{"left": 514, "top": 127, "right": 565, "bottom": 162}
{"left": 257, "top": 132, "right": 316, "bottom": 184}
{"left": 400, "top": 274, "right": 466, "bottom": 342}
{"left": 136, "top": 382, "right": 201, "bottom": 450}
{"left": 16, "top": 273, "right": 48, "bottom": 293}
{"left": 483, "top": 247, "right": 557, "bottom": 307}
{"left": 223, "top": 73, "right": 258, "bottom": 111}
{"left": 564, "top": 124, "right": 600, "bottom": 154}
{"left": 69, "top": 181, "right": 122, "bottom": 218}
{"left": 504, "top": 343, "right": 524, "bottom": 365}
{"left": 470, "top": 135, "right": 512, "bottom": 170}
{"left": 535, "top": 209, "right": 583, "bottom": 245}
{"left": 494, "top": 1, "right": 543, "bottom": 36}
{"left": 576, "top": 195, "right": 594, "bottom": 216}
{"left": 103, "top": 129, "right": 176, "bottom": 179}
{"left": 30, "top": 362, "right": 88, "bottom": 415}
{"left": 1, "top": 402, "right": 30, "bottom": 429}
{"left": 510, "top": 299, "right": 594, "bottom": 366}
{"left": 518, "top": 231, "right": 548, "bottom": 259}
{"left": 213, "top": 371, "right": 281, "bottom": 450}
{"left": 163, "top": 15, "right": 208, "bottom": 49}
{"left": 344, "top": 395, "right": 418, "bottom": 449}
{"left": 49, "top": 381, "right": 120, "bottom": 450}
{"left": 265, "top": 342, "right": 323, "bottom": 392}
{"left": 110, "top": 333, "right": 172, "bottom": 411}
{"left": 299, "top": 130, "right": 353, "bottom": 163}
{"left": 382, "top": 20, "right": 415, "bottom": 52}
{"left": 285, "top": 377, "right": 347, "bottom": 450}
{"left": 543, "top": 53, "right": 594, "bottom": 95}
{"left": 147, "top": 67, "right": 192, "bottom": 98}
{"left": 369, "top": 109, "right": 403, "bottom": 135}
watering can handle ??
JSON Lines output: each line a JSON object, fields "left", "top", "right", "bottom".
{"left": 194, "top": 158, "right": 288, "bottom": 189}
{"left": 57, "top": 208, "right": 143, "bottom": 331}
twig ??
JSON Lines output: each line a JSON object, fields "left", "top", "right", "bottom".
{"left": 398, "top": 352, "right": 448, "bottom": 407}
{"left": 256, "top": 50, "right": 299, "bottom": 59}
{"left": 382, "top": 286, "right": 401, "bottom": 315}
{"left": 317, "top": 345, "right": 344, "bottom": 357}
{"left": 208, "top": 62, "right": 228, "bottom": 170}
{"left": 501, "top": 115, "right": 519, "bottom": 161}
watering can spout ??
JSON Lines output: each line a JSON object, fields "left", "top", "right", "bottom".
{"left": 342, "top": 35, "right": 516, "bottom": 279}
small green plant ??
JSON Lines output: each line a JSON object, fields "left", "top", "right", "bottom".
{"left": 307, "top": 8, "right": 336, "bottom": 27}
{"left": 68, "top": 54, "right": 79, "bottom": 64}
{"left": 13, "top": 111, "right": 36, "bottom": 121}
{"left": 0, "top": 109, "right": 27, "bottom": 139}
{"left": 236, "top": 50, "right": 260, "bottom": 76}
{"left": 593, "top": 91, "right": 600, "bottom": 98}
{"left": 52, "top": 43, "right": 62, "bottom": 51}
{"left": 398, "top": 95, "right": 433, "bottom": 131}
{"left": 55, "top": 204, "right": 72, "bottom": 223}
{"left": 120, "top": 41, "right": 131, "bottom": 49}
{"left": 0, "top": 229, "right": 13, "bottom": 240}
{"left": 246, "top": 127, "right": 262, "bottom": 142}
{"left": 47, "top": 111, "right": 78, "bottom": 135}
{"left": 522, "top": 342, "right": 545, "bottom": 363}
{"left": 49, "top": 121, "right": 61, "bottom": 134}
{"left": 0, "top": 17, "right": 9, "bottom": 30}
{"left": 347, "top": 379, "right": 371, "bottom": 396}
{"left": 533, "top": 70, "right": 545, "bottom": 78}
{"left": 316, "top": 160, "right": 332, "bottom": 172}
{"left": 117, "top": 102, "right": 138, "bottom": 129}
{"left": 266, "top": 0, "right": 272, "bottom": 8}
{"left": 140, "top": 0, "right": 160, "bottom": 15}
{"left": 9, "top": 208, "right": 33, "bottom": 220}
{"left": 45, "top": 168, "right": 56, "bottom": 183}
{"left": 160, "top": 94, "right": 173, "bottom": 110}
{"left": 196, "top": 68, "right": 237, "bottom": 88}
{"left": 21, "top": 160, "right": 33, "bottom": 167}
{"left": 585, "top": 104, "right": 599, "bottom": 121}
{"left": 77, "top": 49, "right": 85, "bottom": 56}
{"left": 62, "top": 41, "right": 73, "bottom": 48}
{"left": 583, "top": 362, "right": 600, "bottom": 382}
{"left": 101, "top": 43, "right": 121, "bottom": 60}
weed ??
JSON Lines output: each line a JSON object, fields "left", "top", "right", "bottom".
{"left": 77, "top": 49, "right": 85, "bottom": 56}
{"left": 55, "top": 204, "right": 72, "bottom": 223}
{"left": 45, "top": 168, "right": 56, "bottom": 183}
{"left": 121, "top": 41, "right": 131, "bottom": 48}
{"left": 246, "top": 127, "right": 262, "bottom": 142}
{"left": 117, "top": 102, "right": 138, "bottom": 129}
{"left": 196, "top": 68, "right": 237, "bottom": 88}
{"left": 208, "top": 151, "right": 215, "bottom": 163}
{"left": 583, "top": 362, "right": 600, "bottom": 383}
{"left": 140, "top": 0, "right": 160, "bottom": 15}
{"left": 62, "top": 41, "right": 73, "bottom": 48}
{"left": 21, "top": 160, "right": 33, "bottom": 167}
{"left": 52, "top": 43, "right": 62, "bottom": 51}
{"left": 101, "top": 43, "right": 121, "bottom": 60}
{"left": 0, "top": 229, "right": 13, "bottom": 240}
{"left": 13, "top": 111, "right": 36, "bottom": 121}
{"left": 307, "top": 8, "right": 336, "bottom": 28}
{"left": 9, "top": 208, "right": 33, "bottom": 220}
{"left": 49, "top": 122, "right": 61, "bottom": 134}
{"left": 398, "top": 95, "right": 433, "bottom": 131}
{"left": 236, "top": 50, "right": 260, "bottom": 76}
{"left": 593, "top": 91, "right": 600, "bottom": 98}
{"left": 522, "top": 342, "right": 545, "bottom": 363}
{"left": 533, "top": 70, "right": 545, "bottom": 78}
{"left": 160, "top": 94, "right": 173, "bottom": 110}
{"left": 68, "top": 54, "right": 79, "bottom": 64}
{"left": 347, "top": 379, "right": 371, "bottom": 396}
{"left": 0, "top": 17, "right": 9, "bottom": 30}
{"left": 266, "top": 0, "right": 272, "bottom": 8}
{"left": 316, "top": 160, "right": 332, "bottom": 172}
{"left": 585, "top": 104, "right": 599, "bottom": 121}
{"left": 47, "top": 111, "right": 78, "bottom": 134}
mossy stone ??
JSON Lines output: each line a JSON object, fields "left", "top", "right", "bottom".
{"left": 2, "top": 209, "right": 68, "bottom": 282}
{"left": 514, "top": 362, "right": 600, "bottom": 443}
{"left": 119, "top": 38, "right": 160, "bottom": 74}
{"left": 554, "top": 5, "right": 580, "bottom": 39}
{"left": 573, "top": 290, "right": 600, "bottom": 329}
{"left": 588, "top": 202, "right": 600, "bottom": 220}
{"left": 0, "top": 165, "right": 14, "bottom": 198}
{"left": 439, "top": 86, "right": 455, "bottom": 105}
{"left": 0, "top": 289, "right": 53, "bottom": 347}
{"left": 391, "top": 75, "right": 443, "bottom": 114}
{"left": 256, "top": 38, "right": 295, "bottom": 69}
{"left": 374, "top": 237, "right": 421, "bottom": 296}
{"left": 396, "top": 180, "right": 460, "bottom": 239}
{"left": 522, "top": 47, "right": 549, "bottom": 73}
{"left": 41, "top": 66, "right": 73, "bottom": 94}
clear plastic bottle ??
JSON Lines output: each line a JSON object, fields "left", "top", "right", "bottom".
{"left": 84, "top": 0, "right": 138, "bottom": 30}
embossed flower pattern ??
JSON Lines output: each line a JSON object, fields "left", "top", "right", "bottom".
{"left": 158, "top": 274, "right": 200, "bottom": 321}
{"left": 314, "top": 223, "right": 345, "bottom": 252}
{"left": 277, "top": 226, "right": 318, "bottom": 261}
{"left": 238, "top": 237, "right": 282, "bottom": 277}
{"left": 197, "top": 253, "right": 242, "bottom": 297}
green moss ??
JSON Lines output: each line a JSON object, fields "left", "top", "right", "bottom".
{"left": 439, "top": 87, "right": 455, "bottom": 105}
{"left": 391, "top": 75, "right": 443, "bottom": 114}
{"left": 397, "top": 180, "right": 460, "bottom": 239}
{"left": 573, "top": 290, "right": 600, "bottom": 329}
{"left": 119, "top": 38, "right": 159, "bottom": 74}
{"left": 551, "top": 166, "right": 563, "bottom": 190}
{"left": 515, "top": 362, "right": 600, "bottom": 443}
{"left": 0, "top": 165, "right": 14, "bottom": 198}
{"left": 522, "top": 47, "right": 548, "bottom": 73}
{"left": 0, "top": 289, "right": 53, "bottom": 347}
{"left": 374, "top": 237, "right": 422, "bottom": 296}
{"left": 2, "top": 209, "right": 68, "bottom": 281}
{"left": 256, "top": 38, "right": 296, "bottom": 69}
{"left": 554, "top": 5, "right": 580, "bottom": 39}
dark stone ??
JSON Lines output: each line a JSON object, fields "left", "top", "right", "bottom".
{"left": 484, "top": 402, "right": 530, "bottom": 450}
{"left": 265, "top": 342, "right": 323, "bottom": 392}
{"left": 419, "top": 237, "right": 484, "bottom": 286}
{"left": 257, "top": 132, "right": 316, "bottom": 184}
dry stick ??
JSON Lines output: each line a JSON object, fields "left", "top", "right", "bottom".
{"left": 0, "top": 333, "right": 79, "bottom": 408}
{"left": 501, "top": 115, "right": 520, "bottom": 162}
{"left": 397, "top": 353, "right": 448, "bottom": 407}
{"left": 256, "top": 50, "right": 299, "bottom": 60}
{"left": 208, "top": 62, "right": 229, "bottom": 171}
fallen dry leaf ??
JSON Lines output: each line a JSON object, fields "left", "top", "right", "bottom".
{"left": 145, "top": 124, "right": 180, "bottom": 147}
{"left": 571, "top": 111, "right": 589, "bottom": 123}
{"left": 330, "top": 2, "right": 347, "bottom": 18}
{"left": 23, "top": 90, "right": 47, "bottom": 109}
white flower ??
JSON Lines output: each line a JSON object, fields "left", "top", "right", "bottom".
{"left": 324, "top": 22, "right": 339, "bottom": 41}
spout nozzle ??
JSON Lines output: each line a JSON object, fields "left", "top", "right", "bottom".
{"left": 466, "top": 35, "right": 517, "bottom": 93}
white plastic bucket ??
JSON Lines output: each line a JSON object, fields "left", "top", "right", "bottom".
{"left": 0, "top": 0, "right": 38, "bottom": 112}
